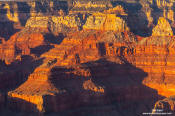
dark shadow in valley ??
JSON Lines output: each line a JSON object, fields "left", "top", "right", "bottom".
{"left": 81, "top": 58, "right": 165, "bottom": 116}
{"left": 44, "top": 67, "right": 85, "bottom": 113}
{"left": 7, "top": 97, "right": 39, "bottom": 113}
{"left": 31, "top": 33, "right": 65, "bottom": 57}
{"left": 44, "top": 33, "right": 65, "bottom": 45}
{"left": 31, "top": 45, "right": 54, "bottom": 57}
{"left": 76, "top": 13, "right": 89, "bottom": 30}
{"left": 97, "top": 42, "right": 106, "bottom": 56}
{"left": 46, "top": 56, "right": 165, "bottom": 115}
{"left": 0, "top": 96, "right": 42, "bottom": 116}
{"left": 172, "top": 26, "right": 175, "bottom": 35}
{"left": 0, "top": 22, "right": 19, "bottom": 41}
{"left": 0, "top": 56, "right": 44, "bottom": 92}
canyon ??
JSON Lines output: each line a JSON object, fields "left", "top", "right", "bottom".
{"left": 0, "top": 0, "right": 175, "bottom": 116}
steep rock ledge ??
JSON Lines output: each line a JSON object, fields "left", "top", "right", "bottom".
{"left": 0, "top": 31, "right": 45, "bottom": 64}
{"left": 25, "top": 11, "right": 129, "bottom": 33}
{"left": 1, "top": 1, "right": 175, "bottom": 115}
{"left": 152, "top": 17, "right": 173, "bottom": 36}
{"left": 83, "top": 13, "right": 129, "bottom": 32}
{"left": 3, "top": 30, "right": 162, "bottom": 115}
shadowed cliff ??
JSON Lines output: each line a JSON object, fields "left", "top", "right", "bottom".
{"left": 0, "top": 56, "right": 44, "bottom": 92}
{"left": 45, "top": 57, "right": 165, "bottom": 116}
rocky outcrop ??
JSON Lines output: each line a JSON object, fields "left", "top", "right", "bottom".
{"left": 152, "top": 17, "right": 173, "bottom": 36}
{"left": 0, "top": 31, "right": 45, "bottom": 64}
{"left": 25, "top": 17, "right": 50, "bottom": 28}
{"left": 25, "top": 12, "right": 129, "bottom": 33}
{"left": 25, "top": 15, "right": 81, "bottom": 32}
{"left": 103, "top": 5, "right": 127, "bottom": 15}
{"left": 2, "top": 3, "right": 19, "bottom": 23}
{"left": 8, "top": 93, "right": 44, "bottom": 112}
{"left": 83, "top": 13, "right": 129, "bottom": 32}
{"left": 1, "top": 1, "right": 175, "bottom": 116}
{"left": 125, "top": 0, "right": 175, "bottom": 36}
{"left": 0, "top": 26, "right": 175, "bottom": 115}
{"left": 1, "top": 30, "right": 154, "bottom": 115}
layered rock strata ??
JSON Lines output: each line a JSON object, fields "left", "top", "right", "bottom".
{"left": 25, "top": 11, "right": 129, "bottom": 33}
{"left": 0, "top": 0, "right": 175, "bottom": 116}
{"left": 1, "top": 29, "right": 160, "bottom": 115}
{"left": 83, "top": 13, "right": 129, "bottom": 32}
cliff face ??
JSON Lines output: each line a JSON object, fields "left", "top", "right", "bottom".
{"left": 1, "top": 0, "right": 175, "bottom": 116}
{"left": 0, "top": 20, "right": 165, "bottom": 116}
{"left": 134, "top": 44, "right": 175, "bottom": 97}
{"left": 0, "top": 29, "right": 163, "bottom": 115}
{"left": 25, "top": 15, "right": 82, "bottom": 31}
{"left": 25, "top": 11, "right": 129, "bottom": 33}
{"left": 2, "top": 3, "right": 19, "bottom": 23}
{"left": 83, "top": 13, "right": 129, "bottom": 32}
{"left": 125, "top": 0, "right": 175, "bottom": 36}
{"left": 152, "top": 17, "right": 173, "bottom": 36}
{"left": 0, "top": 30, "right": 45, "bottom": 64}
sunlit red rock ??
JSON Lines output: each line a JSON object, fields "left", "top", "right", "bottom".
{"left": 0, "top": 31, "right": 45, "bottom": 64}
{"left": 152, "top": 17, "right": 173, "bottom": 36}
{"left": 0, "top": 0, "right": 175, "bottom": 116}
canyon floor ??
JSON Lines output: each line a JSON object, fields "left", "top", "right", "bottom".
{"left": 0, "top": 0, "right": 175, "bottom": 116}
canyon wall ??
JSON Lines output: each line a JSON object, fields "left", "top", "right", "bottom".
{"left": 0, "top": 0, "right": 175, "bottom": 116}
{"left": 83, "top": 13, "right": 129, "bottom": 32}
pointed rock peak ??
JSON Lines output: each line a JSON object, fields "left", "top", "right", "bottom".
{"left": 152, "top": 17, "right": 173, "bottom": 36}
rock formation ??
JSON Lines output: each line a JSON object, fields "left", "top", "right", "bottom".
{"left": 0, "top": 30, "right": 45, "bottom": 64}
{"left": 25, "top": 10, "right": 129, "bottom": 32}
{"left": 0, "top": 0, "right": 175, "bottom": 116}
{"left": 83, "top": 13, "right": 129, "bottom": 32}
{"left": 25, "top": 15, "right": 81, "bottom": 32}
{"left": 3, "top": 3, "right": 19, "bottom": 23}
{"left": 103, "top": 5, "right": 127, "bottom": 15}
{"left": 152, "top": 17, "right": 173, "bottom": 36}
